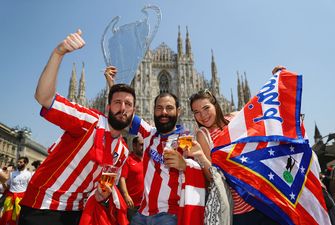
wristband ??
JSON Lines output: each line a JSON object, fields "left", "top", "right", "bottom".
{"left": 54, "top": 46, "right": 64, "bottom": 56}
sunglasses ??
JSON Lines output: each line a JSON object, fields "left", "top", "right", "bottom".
{"left": 189, "top": 89, "right": 215, "bottom": 102}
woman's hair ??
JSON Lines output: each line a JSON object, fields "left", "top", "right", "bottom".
{"left": 189, "top": 89, "right": 229, "bottom": 129}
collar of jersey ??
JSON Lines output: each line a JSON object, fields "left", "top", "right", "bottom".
{"left": 158, "top": 125, "right": 184, "bottom": 138}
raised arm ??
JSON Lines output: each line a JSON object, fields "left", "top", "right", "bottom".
{"left": 104, "top": 66, "right": 117, "bottom": 88}
{"left": 272, "top": 65, "right": 286, "bottom": 75}
{"left": 35, "top": 29, "right": 85, "bottom": 108}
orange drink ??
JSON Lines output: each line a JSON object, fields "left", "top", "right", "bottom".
{"left": 99, "top": 165, "right": 118, "bottom": 191}
{"left": 178, "top": 135, "right": 193, "bottom": 150}
{"left": 100, "top": 172, "right": 117, "bottom": 191}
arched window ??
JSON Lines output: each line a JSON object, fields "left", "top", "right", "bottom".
{"left": 159, "top": 72, "right": 170, "bottom": 93}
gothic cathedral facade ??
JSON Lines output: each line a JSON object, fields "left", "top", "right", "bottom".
{"left": 68, "top": 27, "right": 251, "bottom": 132}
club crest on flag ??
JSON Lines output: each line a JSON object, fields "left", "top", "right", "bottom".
{"left": 227, "top": 142, "right": 312, "bottom": 206}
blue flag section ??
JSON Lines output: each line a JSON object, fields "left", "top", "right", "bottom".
{"left": 211, "top": 70, "right": 331, "bottom": 225}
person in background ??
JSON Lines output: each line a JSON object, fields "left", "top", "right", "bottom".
{"left": 31, "top": 160, "right": 41, "bottom": 175}
{"left": 1, "top": 157, "right": 32, "bottom": 225}
{"left": 0, "top": 164, "right": 14, "bottom": 218}
{"left": 119, "top": 136, "right": 144, "bottom": 222}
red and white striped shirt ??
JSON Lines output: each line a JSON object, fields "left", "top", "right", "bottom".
{"left": 129, "top": 115, "right": 184, "bottom": 216}
{"left": 20, "top": 94, "right": 128, "bottom": 211}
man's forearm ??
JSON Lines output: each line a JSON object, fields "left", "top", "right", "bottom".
{"left": 34, "top": 29, "right": 85, "bottom": 109}
{"left": 35, "top": 49, "right": 64, "bottom": 108}
{"left": 119, "top": 177, "right": 129, "bottom": 196}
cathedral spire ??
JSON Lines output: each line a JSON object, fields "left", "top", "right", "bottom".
{"left": 314, "top": 122, "right": 323, "bottom": 145}
{"left": 77, "top": 62, "right": 86, "bottom": 106}
{"left": 185, "top": 26, "right": 192, "bottom": 59}
{"left": 177, "top": 25, "right": 183, "bottom": 57}
{"left": 211, "top": 49, "right": 220, "bottom": 96}
{"left": 68, "top": 63, "right": 77, "bottom": 102}
{"left": 211, "top": 49, "right": 217, "bottom": 78}
{"left": 230, "top": 88, "right": 235, "bottom": 112}
{"left": 237, "top": 71, "right": 244, "bottom": 110}
{"left": 243, "top": 71, "right": 251, "bottom": 103}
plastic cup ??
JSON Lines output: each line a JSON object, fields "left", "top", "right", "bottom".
{"left": 99, "top": 164, "right": 118, "bottom": 191}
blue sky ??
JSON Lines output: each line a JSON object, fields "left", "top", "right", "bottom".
{"left": 1, "top": 0, "right": 334, "bottom": 147}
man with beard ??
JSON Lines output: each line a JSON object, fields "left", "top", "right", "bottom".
{"left": 18, "top": 29, "right": 135, "bottom": 225}
{"left": 101, "top": 69, "right": 186, "bottom": 223}
{"left": 1, "top": 157, "right": 31, "bottom": 225}
{"left": 90, "top": 88, "right": 203, "bottom": 225}
{"left": 119, "top": 136, "right": 144, "bottom": 222}
{"left": 127, "top": 93, "right": 187, "bottom": 225}
{"left": 102, "top": 65, "right": 207, "bottom": 225}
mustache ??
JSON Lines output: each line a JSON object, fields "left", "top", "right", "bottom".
{"left": 158, "top": 116, "right": 169, "bottom": 119}
{"left": 114, "top": 111, "right": 127, "bottom": 117}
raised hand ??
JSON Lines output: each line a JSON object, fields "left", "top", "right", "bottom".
{"left": 95, "top": 183, "right": 112, "bottom": 202}
{"left": 187, "top": 140, "right": 211, "bottom": 169}
{"left": 272, "top": 65, "right": 286, "bottom": 75}
{"left": 164, "top": 149, "right": 186, "bottom": 171}
{"left": 55, "top": 29, "right": 85, "bottom": 56}
{"left": 104, "top": 66, "right": 118, "bottom": 88}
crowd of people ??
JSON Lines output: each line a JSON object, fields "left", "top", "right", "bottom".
{"left": 0, "top": 29, "right": 334, "bottom": 225}
{"left": 0, "top": 158, "right": 43, "bottom": 223}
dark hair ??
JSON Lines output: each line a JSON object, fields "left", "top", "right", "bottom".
{"left": 189, "top": 89, "right": 229, "bottom": 129}
{"left": 132, "top": 136, "right": 139, "bottom": 145}
{"left": 154, "top": 92, "right": 180, "bottom": 109}
{"left": 108, "top": 84, "right": 136, "bottom": 106}
{"left": 18, "top": 156, "right": 29, "bottom": 164}
{"left": 31, "top": 160, "right": 41, "bottom": 169}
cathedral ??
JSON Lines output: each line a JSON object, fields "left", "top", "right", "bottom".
{"left": 67, "top": 27, "right": 251, "bottom": 132}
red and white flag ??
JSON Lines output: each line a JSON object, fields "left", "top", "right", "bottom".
{"left": 212, "top": 70, "right": 331, "bottom": 225}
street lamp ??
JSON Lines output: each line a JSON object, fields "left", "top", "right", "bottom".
{"left": 11, "top": 126, "right": 31, "bottom": 163}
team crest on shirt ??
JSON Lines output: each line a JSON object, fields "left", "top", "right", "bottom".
{"left": 113, "top": 152, "right": 119, "bottom": 158}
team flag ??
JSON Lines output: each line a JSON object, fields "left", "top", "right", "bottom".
{"left": 211, "top": 69, "right": 331, "bottom": 225}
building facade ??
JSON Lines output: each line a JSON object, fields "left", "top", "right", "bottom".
{"left": 0, "top": 122, "right": 48, "bottom": 171}
{"left": 313, "top": 123, "right": 335, "bottom": 171}
{"left": 70, "top": 27, "right": 251, "bottom": 132}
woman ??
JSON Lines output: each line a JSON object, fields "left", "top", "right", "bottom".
{"left": 188, "top": 89, "right": 279, "bottom": 225}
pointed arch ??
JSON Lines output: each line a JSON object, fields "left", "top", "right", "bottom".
{"left": 158, "top": 70, "right": 171, "bottom": 93}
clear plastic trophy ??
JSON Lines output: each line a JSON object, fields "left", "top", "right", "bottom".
{"left": 101, "top": 5, "right": 161, "bottom": 84}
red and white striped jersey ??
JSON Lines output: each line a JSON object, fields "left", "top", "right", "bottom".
{"left": 129, "top": 115, "right": 184, "bottom": 216}
{"left": 20, "top": 94, "right": 128, "bottom": 211}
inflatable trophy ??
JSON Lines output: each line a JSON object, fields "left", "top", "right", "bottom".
{"left": 101, "top": 5, "right": 161, "bottom": 84}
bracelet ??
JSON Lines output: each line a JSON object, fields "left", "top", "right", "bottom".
{"left": 54, "top": 46, "right": 64, "bottom": 56}
{"left": 100, "top": 198, "right": 110, "bottom": 208}
{"left": 196, "top": 158, "right": 205, "bottom": 168}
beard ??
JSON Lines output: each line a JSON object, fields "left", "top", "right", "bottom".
{"left": 134, "top": 148, "right": 143, "bottom": 157}
{"left": 108, "top": 110, "right": 132, "bottom": 130}
{"left": 17, "top": 164, "right": 25, "bottom": 171}
{"left": 154, "top": 114, "right": 178, "bottom": 134}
